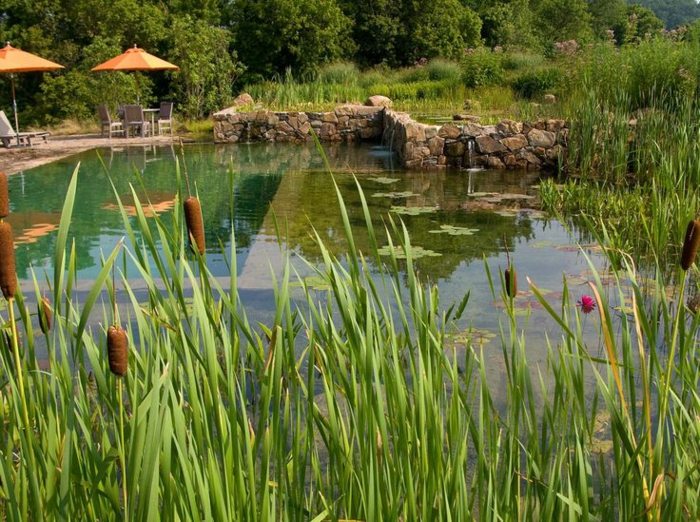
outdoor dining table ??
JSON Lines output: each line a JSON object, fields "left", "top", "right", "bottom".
{"left": 143, "top": 108, "right": 159, "bottom": 134}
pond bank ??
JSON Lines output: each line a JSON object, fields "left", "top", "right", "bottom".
{"left": 213, "top": 105, "right": 568, "bottom": 171}
{"left": 0, "top": 134, "right": 182, "bottom": 175}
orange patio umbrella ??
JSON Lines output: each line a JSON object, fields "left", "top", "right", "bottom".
{"left": 0, "top": 42, "right": 64, "bottom": 144}
{"left": 91, "top": 45, "right": 178, "bottom": 103}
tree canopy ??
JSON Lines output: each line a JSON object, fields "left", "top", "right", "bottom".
{"left": 0, "top": 0, "right": 694, "bottom": 122}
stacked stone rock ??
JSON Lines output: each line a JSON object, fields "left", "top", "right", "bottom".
{"left": 214, "top": 106, "right": 384, "bottom": 144}
{"left": 213, "top": 103, "right": 568, "bottom": 172}
{"left": 383, "top": 112, "right": 568, "bottom": 171}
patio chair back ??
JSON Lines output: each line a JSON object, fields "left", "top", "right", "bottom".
{"left": 123, "top": 104, "right": 149, "bottom": 138}
{"left": 97, "top": 105, "right": 124, "bottom": 138}
{"left": 158, "top": 102, "right": 173, "bottom": 136}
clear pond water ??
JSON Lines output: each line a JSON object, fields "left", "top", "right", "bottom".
{"left": 9, "top": 141, "right": 611, "bottom": 385}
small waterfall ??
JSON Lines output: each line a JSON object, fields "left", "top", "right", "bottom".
{"left": 466, "top": 139, "right": 475, "bottom": 168}
{"left": 388, "top": 128, "right": 395, "bottom": 153}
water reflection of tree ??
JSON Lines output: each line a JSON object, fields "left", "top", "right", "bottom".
{"left": 269, "top": 169, "right": 538, "bottom": 281}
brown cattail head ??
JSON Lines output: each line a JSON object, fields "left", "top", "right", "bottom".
{"left": 38, "top": 297, "right": 52, "bottom": 334}
{"left": 183, "top": 197, "right": 205, "bottom": 255}
{"left": 107, "top": 325, "right": 129, "bottom": 377}
{"left": 0, "top": 173, "right": 9, "bottom": 219}
{"left": 0, "top": 222, "right": 16, "bottom": 300}
{"left": 681, "top": 220, "right": 700, "bottom": 270}
{"left": 505, "top": 264, "right": 517, "bottom": 297}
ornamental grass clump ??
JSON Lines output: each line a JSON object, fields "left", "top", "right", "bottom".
{"left": 680, "top": 219, "right": 700, "bottom": 270}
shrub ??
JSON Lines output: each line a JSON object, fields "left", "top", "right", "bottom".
{"left": 502, "top": 52, "right": 546, "bottom": 72}
{"left": 316, "top": 61, "right": 361, "bottom": 86}
{"left": 512, "top": 68, "right": 561, "bottom": 99}
{"left": 425, "top": 58, "right": 462, "bottom": 82}
{"left": 461, "top": 47, "right": 505, "bottom": 88}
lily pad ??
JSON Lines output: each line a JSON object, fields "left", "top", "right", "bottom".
{"left": 390, "top": 205, "right": 439, "bottom": 216}
{"left": 372, "top": 191, "right": 420, "bottom": 199}
{"left": 449, "top": 327, "right": 498, "bottom": 347}
{"left": 429, "top": 224, "right": 479, "bottom": 236}
{"left": 377, "top": 244, "right": 442, "bottom": 259}
{"left": 467, "top": 192, "right": 499, "bottom": 198}
{"left": 367, "top": 176, "right": 400, "bottom": 184}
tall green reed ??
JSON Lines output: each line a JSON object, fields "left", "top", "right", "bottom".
{"left": 0, "top": 147, "right": 698, "bottom": 519}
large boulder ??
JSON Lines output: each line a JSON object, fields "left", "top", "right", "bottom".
{"left": 365, "top": 95, "right": 393, "bottom": 108}
{"left": 232, "top": 93, "right": 254, "bottom": 107}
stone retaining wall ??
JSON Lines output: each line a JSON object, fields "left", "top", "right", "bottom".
{"left": 213, "top": 105, "right": 568, "bottom": 171}
{"left": 213, "top": 105, "right": 384, "bottom": 144}
{"left": 383, "top": 111, "right": 568, "bottom": 171}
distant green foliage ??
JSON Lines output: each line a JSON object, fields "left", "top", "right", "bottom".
{"left": 630, "top": 0, "right": 700, "bottom": 28}
{"left": 316, "top": 62, "right": 361, "bottom": 86}
{"left": 461, "top": 48, "right": 505, "bottom": 88}
{"left": 232, "top": 0, "right": 355, "bottom": 81}
{"left": 425, "top": 59, "right": 463, "bottom": 82}
{"left": 502, "top": 52, "right": 546, "bottom": 72}
{"left": 169, "top": 16, "right": 243, "bottom": 119}
{"left": 512, "top": 68, "right": 561, "bottom": 99}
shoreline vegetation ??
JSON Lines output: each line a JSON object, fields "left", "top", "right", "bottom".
{"left": 1, "top": 143, "right": 699, "bottom": 518}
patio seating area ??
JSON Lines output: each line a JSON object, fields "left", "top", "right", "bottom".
{"left": 97, "top": 102, "right": 175, "bottom": 139}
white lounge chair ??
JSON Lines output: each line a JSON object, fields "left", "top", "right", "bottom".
{"left": 0, "top": 110, "right": 50, "bottom": 148}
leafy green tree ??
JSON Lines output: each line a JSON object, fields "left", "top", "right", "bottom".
{"left": 400, "top": 0, "right": 482, "bottom": 63}
{"left": 474, "top": 0, "right": 539, "bottom": 49}
{"left": 339, "top": 0, "right": 403, "bottom": 67}
{"left": 612, "top": 5, "right": 664, "bottom": 43}
{"left": 629, "top": 0, "right": 700, "bottom": 29}
{"left": 587, "top": 0, "right": 628, "bottom": 38}
{"left": 532, "top": 0, "right": 593, "bottom": 45}
{"left": 232, "top": 0, "right": 354, "bottom": 81}
{"left": 169, "top": 16, "right": 243, "bottom": 119}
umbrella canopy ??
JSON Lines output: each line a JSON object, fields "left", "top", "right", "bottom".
{"left": 0, "top": 42, "right": 64, "bottom": 145}
{"left": 91, "top": 45, "right": 178, "bottom": 104}
{"left": 92, "top": 45, "right": 178, "bottom": 72}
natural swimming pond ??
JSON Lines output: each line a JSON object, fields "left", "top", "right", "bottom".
{"left": 9, "top": 141, "right": 611, "bottom": 379}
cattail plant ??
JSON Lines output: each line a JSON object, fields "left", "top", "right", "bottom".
{"left": 0, "top": 172, "right": 9, "bottom": 218}
{"left": 0, "top": 222, "right": 16, "bottom": 300}
{"left": 184, "top": 197, "right": 205, "bottom": 255}
{"left": 681, "top": 219, "right": 700, "bottom": 270}
{"left": 504, "top": 236, "right": 517, "bottom": 298}
{"left": 179, "top": 138, "right": 206, "bottom": 255}
{"left": 38, "top": 296, "right": 52, "bottom": 334}
{"left": 107, "top": 325, "right": 128, "bottom": 377}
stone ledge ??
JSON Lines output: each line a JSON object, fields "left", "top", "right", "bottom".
{"left": 213, "top": 104, "right": 568, "bottom": 171}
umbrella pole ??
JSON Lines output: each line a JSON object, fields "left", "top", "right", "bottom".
{"left": 10, "top": 75, "right": 20, "bottom": 146}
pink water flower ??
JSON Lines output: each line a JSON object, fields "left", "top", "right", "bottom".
{"left": 577, "top": 295, "right": 596, "bottom": 314}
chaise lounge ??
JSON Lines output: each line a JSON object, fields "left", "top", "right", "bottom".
{"left": 0, "top": 110, "right": 50, "bottom": 148}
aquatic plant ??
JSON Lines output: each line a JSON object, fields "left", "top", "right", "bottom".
{"left": 0, "top": 153, "right": 697, "bottom": 520}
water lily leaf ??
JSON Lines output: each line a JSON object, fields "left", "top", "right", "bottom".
{"left": 372, "top": 191, "right": 420, "bottom": 199}
{"left": 377, "top": 244, "right": 442, "bottom": 259}
{"left": 303, "top": 275, "right": 332, "bottom": 291}
{"left": 429, "top": 224, "right": 479, "bottom": 236}
{"left": 390, "top": 205, "right": 439, "bottom": 215}
{"left": 367, "top": 177, "right": 399, "bottom": 184}
{"left": 468, "top": 192, "right": 499, "bottom": 198}
{"left": 449, "top": 327, "right": 498, "bottom": 347}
